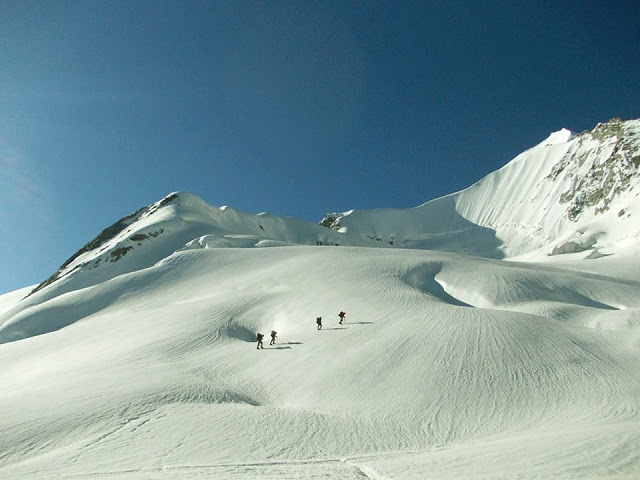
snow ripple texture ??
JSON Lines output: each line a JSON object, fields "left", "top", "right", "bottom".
{"left": 1, "top": 246, "right": 639, "bottom": 479}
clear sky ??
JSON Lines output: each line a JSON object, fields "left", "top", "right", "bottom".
{"left": 1, "top": 0, "right": 639, "bottom": 294}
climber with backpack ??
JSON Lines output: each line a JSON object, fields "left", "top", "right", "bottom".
{"left": 316, "top": 316, "right": 322, "bottom": 330}
{"left": 338, "top": 311, "right": 346, "bottom": 324}
{"left": 256, "top": 332, "right": 264, "bottom": 349}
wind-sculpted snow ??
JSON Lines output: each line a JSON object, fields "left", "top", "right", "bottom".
{"left": 402, "top": 262, "right": 472, "bottom": 307}
{"left": 1, "top": 246, "right": 639, "bottom": 478}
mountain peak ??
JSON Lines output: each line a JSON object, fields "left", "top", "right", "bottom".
{"left": 544, "top": 128, "right": 574, "bottom": 145}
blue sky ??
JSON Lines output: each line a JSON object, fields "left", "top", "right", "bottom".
{"left": 1, "top": 0, "right": 639, "bottom": 294}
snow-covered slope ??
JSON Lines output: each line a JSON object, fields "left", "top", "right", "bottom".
{"left": 0, "top": 192, "right": 394, "bottom": 342}
{"left": 1, "top": 246, "right": 639, "bottom": 479}
{"left": 1, "top": 118, "right": 639, "bottom": 479}
{"left": 324, "top": 118, "right": 640, "bottom": 259}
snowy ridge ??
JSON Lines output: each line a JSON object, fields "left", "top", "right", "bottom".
{"left": 23, "top": 193, "right": 386, "bottom": 302}
{"left": 326, "top": 118, "right": 640, "bottom": 259}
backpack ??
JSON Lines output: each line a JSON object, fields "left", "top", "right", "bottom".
{"left": 257, "top": 333, "right": 264, "bottom": 341}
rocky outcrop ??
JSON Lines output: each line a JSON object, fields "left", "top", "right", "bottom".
{"left": 27, "top": 194, "right": 181, "bottom": 297}
{"left": 319, "top": 213, "right": 342, "bottom": 231}
{"left": 548, "top": 118, "right": 640, "bottom": 220}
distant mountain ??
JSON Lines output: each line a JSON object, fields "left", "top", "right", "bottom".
{"left": 25, "top": 118, "right": 640, "bottom": 303}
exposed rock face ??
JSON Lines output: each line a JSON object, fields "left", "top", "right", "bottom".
{"left": 548, "top": 118, "right": 640, "bottom": 220}
{"left": 27, "top": 194, "right": 180, "bottom": 297}
{"left": 28, "top": 206, "right": 147, "bottom": 296}
{"left": 319, "top": 213, "right": 341, "bottom": 231}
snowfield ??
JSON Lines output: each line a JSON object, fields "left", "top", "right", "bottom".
{"left": 1, "top": 119, "right": 639, "bottom": 478}
{"left": 1, "top": 246, "right": 639, "bottom": 479}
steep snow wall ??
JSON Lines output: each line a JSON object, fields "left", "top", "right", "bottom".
{"left": 327, "top": 119, "right": 640, "bottom": 259}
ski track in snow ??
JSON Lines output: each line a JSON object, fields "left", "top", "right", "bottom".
{"left": 57, "top": 455, "right": 391, "bottom": 480}
{"left": 57, "top": 460, "right": 366, "bottom": 480}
